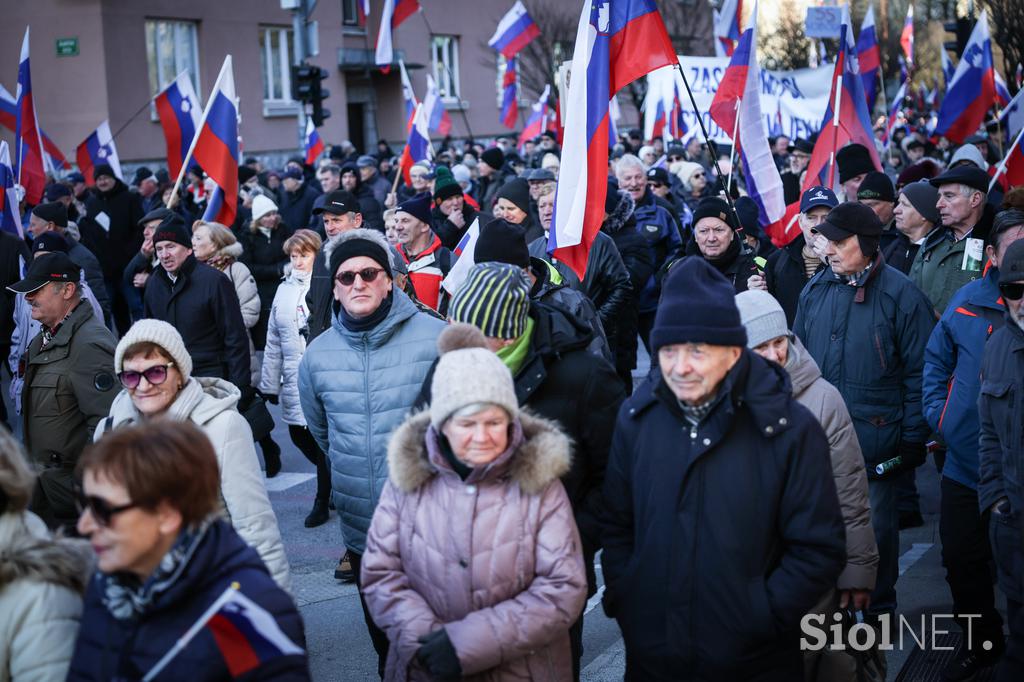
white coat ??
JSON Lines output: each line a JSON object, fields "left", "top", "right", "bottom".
{"left": 259, "top": 269, "right": 311, "bottom": 425}
{"left": 209, "top": 243, "right": 261, "bottom": 386}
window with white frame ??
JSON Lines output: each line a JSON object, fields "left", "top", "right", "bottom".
{"left": 260, "top": 26, "right": 297, "bottom": 112}
{"left": 145, "top": 19, "right": 200, "bottom": 98}
{"left": 431, "top": 35, "right": 460, "bottom": 101}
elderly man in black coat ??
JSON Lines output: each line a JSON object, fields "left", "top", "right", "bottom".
{"left": 601, "top": 257, "right": 846, "bottom": 680}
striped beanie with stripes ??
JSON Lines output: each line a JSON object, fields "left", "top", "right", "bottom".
{"left": 449, "top": 262, "right": 531, "bottom": 340}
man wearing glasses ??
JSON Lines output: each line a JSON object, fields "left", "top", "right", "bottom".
{"left": 8, "top": 252, "right": 116, "bottom": 528}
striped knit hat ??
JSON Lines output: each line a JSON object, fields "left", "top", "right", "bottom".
{"left": 449, "top": 262, "right": 531, "bottom": 340}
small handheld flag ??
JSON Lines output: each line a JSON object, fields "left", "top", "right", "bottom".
{"left": 398, "top": 103, "right": 434, "bottom": 186}
{"left": 424, "top": 74, "right": 453, "bottom": 136}
{"left": 934, "top": 10, "right": 998, "bottom": 144}
{"left": 185, "top": 56, "right": 240, "bottom": 227}
{"left": 15, "top": 27, "right": 46, "bottom": 206}
{"left": 304, "top": 119, "right": 325, "bottom": 166}
{"left": 0, "top": 142, "right": 22, "bottom": 238}
{"left": 375, "top": 0, "right": 420, "bottom": 73}
{"left": 488, "top": 1, "right": 541, "bottom": 59}
{"left": 75, "top": 121, "right": 123, "bottom": 185}
{"left": 900, "top": 5, "right": 914, "bottom": 66}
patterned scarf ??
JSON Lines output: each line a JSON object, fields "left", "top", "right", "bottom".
{"left": 40, "top": 301, "right": 82, "bottom": 349}
{"left": 838, "top": 260, "right": 874, "bottom": 287}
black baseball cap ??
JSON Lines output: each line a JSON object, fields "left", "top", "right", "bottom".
{"left": 32, "top": 232, "right": 69, "bottom": 254}
{"left": 647, "top": 167, "right": 670, "bottom": 185}
{"left": 816, "top": 202, "right": 883, "bottom": 242}
{"left": 7, "top": 252, "right": 81, "bottom": 294}
{"left": 312, "top": 190, "right": 361, "bottom": 216}
{"left": 800, "top": 186, "right": 838, "bottom": 213}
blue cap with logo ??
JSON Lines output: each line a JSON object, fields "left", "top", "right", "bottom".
{"left": 800, "top": 186, "right": 838, "bottom": 213}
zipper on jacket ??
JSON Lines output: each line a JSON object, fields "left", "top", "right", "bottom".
{"left": 938, "top": 377, "right": 955, "bottom": 433}
{"left": 363, "top": 338, "right": 376, "bottom": 507}
{"left": 873, "top": 331, "right": 888, "bottom": 372}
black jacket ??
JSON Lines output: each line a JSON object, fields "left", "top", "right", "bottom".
{"left": 978, "top": 315, "right": 1024, "bottom": 517}
{"left": 881, "top": 231, "right": 921, "bottom": 276}
{"left": 601, "top": 195, "right": 655, "bottom": 373}
{"left": 601, "top": 352, "right": 846, "bottom": 680}
{"left": 305, "top": 249, "right": 333, "bottom": 343}
{"left": 528, "top": 257, "right": 612, "bottom": 363}
{"left": 143, "top": 255, "right": 251, "bottom": 389}
{"left": 82, "top": 179, "right": 145, "bottom": 278}
{"left": 579, "top": 231, "right": 632, "bottom": 348}
{"left": 682, "top": 232, "right": 759, "bottom": 293}
{"left": 431, "top": 204, "right": 492, "bottom": 251}
{"left": 764, "top": 233, "right": 824, "bottom": 326}
{"left": 0, "top": 231, "right": 30, "bottom": 349}
{"left": 121, "top": 250, "right": 154, "bottom": 295}
{"left": 238, "top": 225, "right": 293, "bottom": 314}
{"left": 278, "top": 182, "right": 321, "bottom": 234}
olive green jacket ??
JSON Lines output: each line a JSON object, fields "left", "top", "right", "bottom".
{"left": 909, "top": 228, "right": 983, "bottom": 317}
{"left": 22, "top": 302, "right": 117, "bottom": 469}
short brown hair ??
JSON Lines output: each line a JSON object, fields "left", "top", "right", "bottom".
{"left": 78, "top": 421, "right": 221, "bottom": 526}
{"left": 283, "top": 228, "right": 322, "bottom": 256}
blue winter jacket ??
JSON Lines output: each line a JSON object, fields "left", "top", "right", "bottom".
{"left": 298, "top": 289, "right": 445, "bottom": 554}
{"left": 632, "top": 189, "right": 682, "bottom": 312}
{"left": 793, "top": 255, "right": 935, "bottom": 466}
{"left": 923, "top": 267, "right": 1006, "bottom": 490}
{"left": 67, "top": 519, "right": 308, "bottom": 681}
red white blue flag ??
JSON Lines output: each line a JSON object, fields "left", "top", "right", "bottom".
{"left": 192, "top": 56, "right": 239, "bottom": 226}
{"left": 15, "top": 27, "right": 46, "bottom": 206}
{"left": 900, "top": 5, "right": 914, "bottom": 66}
{"left": 304, "top": 118, "right": 325, "bottom": 166}
{"left": 357, "top": 0, "right": 371, "bottom": 26}
{"left": 441, "top": 216, "right": 482, "bottom": 295}
{"left": 0, "top": 84, "right": 69, "bottom": 173}
{"left": 0, "top": 142, "right": 21, "bottom": 238}
{"left": 548, "top": 0, "right": 678, "bottom": 279}
{"left": 500, "top": 58, "right": 519, "bottom": 129}
{"left": 995, "top": 70, "right": 1012, "bottom": 107}
{"left": 855, "top": 4, "right": 880, "bottom": 112}
{"left": 75, "top": 121, "right": 122, "bottom": 185}
{"left": 398, "top": 60, "right": 418, "bottom": 132}
{"left": 155, "top": 72, "right": 202, "bottom": 180}
{"left": 488, "top": 1, "right": 541, "bottom": 59}
{"left": 398, "top": 103, "right": 433, "bottom": 186}
{"left": 424, "top": 74, "right": 452, "bottom": 136}
{"left": 518, "top": 85, "right": 550, "bottom": 146}
{"left": 375, "top": 0, "right": 420, "bottom": 73}
{"left": 714, "top": 0, "right": 743, "bottom": 56}
{"left": 934, "top": 10, "right": 998, "bottom": 144}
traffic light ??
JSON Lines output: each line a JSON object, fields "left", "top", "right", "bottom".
{"left": 943, "top": 17, "right": 973, "bottom": 58}
{"left": 291, "top": 63, "right": 330, "bottom": 125}
{"left": 310, "top": 66, "right": 330, "bottom": 126}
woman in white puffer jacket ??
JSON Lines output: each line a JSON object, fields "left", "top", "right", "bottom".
{"left": 260, "top": 229, "right": 333, "bottom": 528}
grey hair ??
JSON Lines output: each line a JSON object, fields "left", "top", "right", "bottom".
{"left": 448, "top": 402, "right": 512, "bottom": 422}
{"left": 958, "top": 184, "right": 986, "bottom": 200}
{"left": 615, "top": 153, "right": 646, "bottom": 175}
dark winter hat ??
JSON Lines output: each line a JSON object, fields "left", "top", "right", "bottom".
{"left": 651, "top": 257, "right": 747, "bottom": 350}
{"left": 733, "top": 197, "right": 764, "bottom": 238}
{"left": 788, "top": 138, "right": 814, "bottom": 154}
{"left": 691, "top": 197, "right": 738, "bottom": 231}
{"left": 474, "top": 219, "right": 530, "bottom": 269}
{"left": 480, "top": 147, "right": 505, "bottom": 170}
{"left": 93, "top": 163, "right": 116, "bottom": 180}
{"left": 856, "top": 171, "right": 896, "bottom": 203}
{"left": 7, "top": 252, "right": 81, "bottom": 294}
{"left": 313, "top": 190, "right": 361, "bottom": 216}
{"left": 356, "top": 155, "right": 377, "bottom": 169}
{"left": 432, "top": 166, "right": 462, "bottom": 201}
{"left": 816, "top": 202, "right": 883, "bottom": 243}
{"left": 449, "top": 262, "right": 531, "bottom": 340}
{"left": 999, "top": 239, "right": 1024, "bottom": 284}
{"left": 238, "top": 166, "right": 257, "bottom": 184}
{"left": 138, "top": 207, "right": 174, "bottom": 227}
{"left": 667, "top": 143, "right": 686, "bottom": 158}
{"left": 44, "top": 183, "right": 71, "bottom": 201}
{"left": 800, "top": 186, "right": 838, "bottom": 212}
{"left": 646, "top": 167, "right": 670, "bottom": 186}
{"left": 31, "top": 232, "right": 69, "bottom": 254}
{"left": 836, "top": 144, "right": 875, "bottom": 184}
{"left": 151, "top": 214, "right": 192, "bottom": 249}
{"left": 899, "top": 181, "right": 941, "bottom": 225}
{"left": 281, "top": 167, "right": 303, "bottom": 180}
{"left": 132, "top": 166, "right": 153, "bottom": 186}
{"left": 929, "top": 165, "right": 991, "bottom": 194}
{"left": 605, "top": 179, "right": 624, "bottom": 214}
{"left": 328, "top": 229, "right": 393, "bottom": 280}
{"left": 67, "top": 171, "right": 85, "bottom": 184}
{"left": 896, "top": 159, "right": 941, "bottom": 188}
{"left": 496, "top": 178, "right": 531, "bottom": 214}
{"left": 31, "top": 201, "right": 68, "bottom": 228}
{"left": 396, "top": 193, "right": 433, "bottom": 225}
{"left": 526, "top": 168, "right": 555, "bottom": 182}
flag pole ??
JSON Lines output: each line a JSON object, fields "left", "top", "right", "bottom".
{"left": 726, "top": 100, "right": 740, "bottom": 194}
{"left": 167, "top": 56, "right": 232, "bottom": 209}
{"left": 989, "top": 123, "right": 1024, "bottom": 192}
{"left": 142, "top": 583, "right": 240, "bottom": 681}
{"left": 827, "top": 73, "right": 843, "bottom": 189}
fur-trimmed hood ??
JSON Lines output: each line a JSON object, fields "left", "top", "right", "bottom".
{"left": 0, "top": 512, "right": 92, "bottom": 593}
{"left": 602, "top": 190, "right": 635, "bottom": 234}
{"left": 387, "top": 409, "right": 572, "bottom": 495}
{"left": 217, "top": 241, "right": 243, "bottom": 261}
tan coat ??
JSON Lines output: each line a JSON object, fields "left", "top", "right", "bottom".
{"left": 361, "top": 410, "right": 587, "bottom": 682}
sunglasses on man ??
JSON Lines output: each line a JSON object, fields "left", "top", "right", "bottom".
{"left": 335, "top": 267, "right": 386, "bottom": 286}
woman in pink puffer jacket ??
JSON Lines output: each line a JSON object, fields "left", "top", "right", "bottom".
{"left": 361, "top": 324, "right": 587, "bottom": 681}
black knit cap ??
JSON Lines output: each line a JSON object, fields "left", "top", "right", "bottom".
{"left": 31, "top": 201, "right": 68, "bottom": 228}
{"left": 93, "top": 163, "right": 116, "bottom": 180}
{"left": 651, "top": 257, "right": 747, "bottom": 350}
{"left": 329, "top": 236, "right": 392, "bottom": 280}
{"left": 691, "top": 197, "right": 738, "bottom": 231}
{"left": 856, "top": 171, "right": 895, "bottom": 203}
{"left": 496, "top": 178, "right": 531, "bottom": 214}
{"left": 474, "top": 219, "right": 530, "bottom": 268}
{"left": 151, "top": 213, "right": 192, "bottom": 248}
{"left": 480, "top": 147, "right": 504, "bottom": 170}
{"left": 836, "top": 144, "right": 875, "bottom": 184}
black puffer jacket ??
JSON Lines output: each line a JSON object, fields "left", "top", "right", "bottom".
{"left": 143, "top": 255, "right": 251, "bottom": 389}
{"left": 82, "top": 179, "right": 145, "bottom": 279}
{"left": 278, "top": 182, "right": 321, "bottom": 233}
{"left": 528, "top": 257, "right": 612, "bottom": 363}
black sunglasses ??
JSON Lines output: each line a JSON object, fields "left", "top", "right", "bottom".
{"left": 117, "top": 363, "right": 175, "bottom": 389}
{"left": 336, "top": 267, "right": 386, "bottom": 286}
{"left": 76, "top": 492, "right": 139, "bottom": 527}
{"left": 999, "top": 283, "right": 1024, "bottom": 301}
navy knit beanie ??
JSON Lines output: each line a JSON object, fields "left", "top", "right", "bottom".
{"left": 650, "top": 257, "right": 748, "bottom": 351}
{"left": 496, "top": 178, "right": 531, "bottom": 214}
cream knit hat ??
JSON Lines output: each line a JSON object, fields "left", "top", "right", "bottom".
{"left": 114, "top": 319, "right": 193, "bottom": 382}
{"left": 430, "top": 324, "right": 518, "bottom": 428}
{"left": 251, "top": 194, "right": 278, "bottom": 222}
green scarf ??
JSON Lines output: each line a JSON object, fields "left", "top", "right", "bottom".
{"left": 496, "top": 317, "right": 535, "bottom": 376}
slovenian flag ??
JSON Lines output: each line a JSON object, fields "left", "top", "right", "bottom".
{"left": 488, "top": 1, "right": 541, "bottom": 59}
{"left": 192, "top": 56, "right": 240, "bottom": 226}
{"left": 424, "top": 74, "right": 452, "bottom": 136}
{"left": 518, "top": 84, "right": 550, "bottom": 146}
{"left": 375, "top": 0, "right": 420, "bottom": 73}
{"left": 500, "top": 58, "right": 519, "bottom": 129}
{"left": 155, "top": 72, "right": 202, "bottom": 180}
{"left": 934, "top": 10, "right": 998, "bottom": 144}
{"left": 855, "top": 4, "right": 881, "bottom": 112}
{"left": 398, "top": 102, "right": 433, "bottom": 186}
{"left": 0, "top": 142, "right": 21, "bottom": 238}
{"left": 304, "top": 118, "right": 325, "bottom": 166}
{"left": 15, "top": 27, "right": 46, "bottom": 206}
{"left": 548, "top": 0, "right": 679, "bottom": 280}
{"left": 0, "top": 84, "right": 69, "bottom": 173}
{"left": 75, "top": 121, "right": 123, "bottom": 185}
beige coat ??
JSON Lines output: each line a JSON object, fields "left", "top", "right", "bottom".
{"left": 361, "top": 410, "right": 587, "bottom": 682}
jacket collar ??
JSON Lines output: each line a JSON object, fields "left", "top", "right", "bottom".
{"left": 330, "top": 286, "right": 420, "bottom": 347}
{"left": 964, "top": 266, "right": 1005, "bottom": 311}
{"left": 158, "top": 254, "right": 198, "bottom": 283}
{"left": 35, "top": 300, "right": 95, "bottom": 352}
{"left": 822, "top": 251, "right": 886, "bottom": 303}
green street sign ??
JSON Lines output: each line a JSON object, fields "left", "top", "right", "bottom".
{"left": 56, "top": 37, "right": 79, "bottom": 57}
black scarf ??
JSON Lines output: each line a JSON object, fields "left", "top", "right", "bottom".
{"left": 337, "top": 292, "right": 393, "bottom": 332}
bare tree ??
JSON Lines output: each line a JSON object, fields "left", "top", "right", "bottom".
{"left": 986, "top": 0, "right": 1024, "bottom": 95}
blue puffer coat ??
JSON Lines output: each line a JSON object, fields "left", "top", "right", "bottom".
{"left": 66, "top": 519, "right": 308, "bottom": 681}
{"left": 923, "top": 267, "right": 1006, "bottom": 490}
{"left": 298, "top": 288, "right": 445, "bottom": 554}
{"left": 632, "top": 189, "right": 682, "bottom": 313}
{"left": 793, "top": 255, "right": 935, "bottom": 466}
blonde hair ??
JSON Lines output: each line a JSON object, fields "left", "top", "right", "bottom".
{"left": 0, "top": 429, "right": 35, "bottom": 514}
{"left": 283, "top": 228, "right": 323, "bottom": 255}
{"left": 191, "top": 221, "right": 237, "bottom": 250}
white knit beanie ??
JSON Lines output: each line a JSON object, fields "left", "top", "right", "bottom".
{"left": 114, "top": 319, "right": 193, "bottom": 382}
{"left": 430, "top": 324, "right": 518, "bottom": 428}
{"left": 251, "top": 194, "right": 278, "bottom": 222}
{"left": 734, "top": 290, "right": 789, "bottom": 350}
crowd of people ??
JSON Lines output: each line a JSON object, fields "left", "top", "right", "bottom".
{"left": 2, "top": 108, "right": 1024, "bottom": 682}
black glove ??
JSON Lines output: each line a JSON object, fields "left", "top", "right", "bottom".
{"left": 238, "top": 385, "right": 257, "bottom": 408}
{"left": 264, "top": 393, "right": 279, "bottom": 405}
{"left": 416, "top": 629, "right": 461, "bottom": 681}
{"left": 898, "top": 441, "right": 928, "bottom": 470}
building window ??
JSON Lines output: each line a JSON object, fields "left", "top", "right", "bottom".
{"left": 431, "top": 35, "right": 460, "bottom": 101}
{"left": 260, "top": 26, "right": 300, "bottom": 116}
{"left": 145, "top": 20, "right": 200, "bottom": 98}
{"left": 341, "top": 0, "right": 361, "bottom": 27}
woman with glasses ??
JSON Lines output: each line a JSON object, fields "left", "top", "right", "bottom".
{"left": 0, "top": 427, "right": 90, "bottom": 681}
{"left": 672, "top": 160, "right": 712, "bottom": 212}
{"left": 94, "top": 319, "right": 290, "bottom": 590}
{"left": 68, "top": 421, "right": 309, "bottom": 681}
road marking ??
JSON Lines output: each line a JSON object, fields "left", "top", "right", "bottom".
{"left": 899, "top": 542, "right": 934, "bottom": 576}
{"left": 264, "top": 472, "right": 315, "bottom": 492}
{"left": 584, "top": 585, "right": 606, "bottom": 615}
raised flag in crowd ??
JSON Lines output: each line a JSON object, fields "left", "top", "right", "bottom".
{"left": 423, "top": 73, "right": 452, "bottom": 136}
{"left": 399, "top": 102, "right": 433, "bottom": 185}
{"left": 941, "top": 49, "right": 955, "bottom": 88}
{"left": 190, "top": 56, "right": 239, "bottom": 226}
{"left": 0, "top": 84, "right": 70, "bottom": 173}
{"left": 487, "top": 1, "right": 540, "bottom": 59}
{"left": 714, "top": 0, "right": 743, "bottom": 57}
{"left": 304, "top": 118, "right": 325, "bottom": 166}
{"left": 154, "top": 72, "right": 202, "bottom": 179}
{"left": 900, "top": 5, "right": 914, "bottom": 65}
{"left": 608, "top": 93, "right": 622, "bottom": 147}
{"left": 500, "top": 57, "right": 518, "bottom": 129}
{"left": 356, "top": 0, "right": 370, "bottom": 26}
{"left": 548, "top": 0, "right": 679, "bottom": 279}
{"left": 1001, "top": 87, "right": 1024, "bottom": 141}
{"left": 856, "top": 4, "right": 881, "bottom": 113}
{"left": 0, "top": 141, "right": 21, "bottom": 238}
{"left": 375, "top": 0, "right": 420, "bottom": 73}
{"left": 398, "top": 59, "right": 418, "bottom": 131}
{"left": 75, "top": 120, "right": 123, "bottom": 185}
{"left": 15, "top": 27, "right": 46, "bottom": 206}
{"left": 995, "top": 70, "right": 1012, "bottom": 107}
{"left": 441, "top": 216, "right": 482, "bottom": 295}
{"left": 934, "top": 10, "right": 998, "bottom": 144}
{"left": 518, "top": 84, "right": 551, "bottom": 146}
